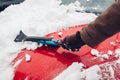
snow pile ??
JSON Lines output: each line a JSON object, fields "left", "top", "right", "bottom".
{"left": 90, "top": 48, "right": 120, "bottom": 61}
{"left": 101, "top": 54, "right": 109, "bottom": 59}
{"left": 91, "top": 49, "right": 100, "bottom": 57}
{"left": 90, "top": 47, "right": 120, "bottom": 61}
{"left": 0, "top": 0, "right": 97, "bottom": 79}
{"left": 54, "top": 62, "right": 84, "bottom": 80}
{"left": 107, "top": 50, "right": 113, "bottom": 56}
{"left": 115, "top": 49, "right": 120, "bottom": 58}
{"left": 99, "top": 63, "right": 116, "bottom": 79}
{"left": 0, "top": 66, "right": 14, "bottom": 80}
{"left": 25, "top": 54, "right": 31, "bottom": 62}
{"left": 78, "top": 65, "right": 101, "bottom": 80}
{"left": 55, "top": 58, "right": 120, "bottom": 80}
{"left": 90, "top": 49, "right": 110, "bottom": 60}
{"left": 54, "top": 63, "right": 101, "bottom": 80}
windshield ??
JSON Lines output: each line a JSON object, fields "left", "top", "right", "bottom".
{"left": 0, "top": 0, "right": 115, "bottom": 14}
{"left": 61, "top": 0, "right": 115, "bottom": 14}
{"left": 0, "top": 0, "right": 24, "bottom": 11}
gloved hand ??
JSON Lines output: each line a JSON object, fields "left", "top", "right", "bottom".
{"left": 59, "top": 31, "right": 85, "bottom": 51}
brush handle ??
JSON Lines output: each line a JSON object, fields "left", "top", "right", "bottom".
{"left": 37, "top": 39, "right": 60, "bottom": 47}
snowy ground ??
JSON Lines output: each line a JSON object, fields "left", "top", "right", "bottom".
{"left": 1, "top": 0, "right": 113, "bottom": 80}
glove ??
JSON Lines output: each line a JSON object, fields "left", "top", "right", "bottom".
{"left": 59, "top": 31, "right": 85, "bottom": 51}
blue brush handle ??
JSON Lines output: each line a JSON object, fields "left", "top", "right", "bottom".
{"left": 37, "top": 39, "right": 60, "bottom": 47}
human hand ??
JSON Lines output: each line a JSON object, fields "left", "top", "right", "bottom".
{"left": 59, "top": 31, "right": 85, "bottom": 51}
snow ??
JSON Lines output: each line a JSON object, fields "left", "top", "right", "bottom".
{"left": 100, "top": 63, "right": 116, "bottom": 79}
{"left": 54, "top": 62, "right": 84, "bottom": 80}
{"left": 91, "top": 49, "right": 113, "bottom": 60}
{"left": 107, "top": 50, "right": 113, "bottom": 56}
{"left": 24, "top": 42, "right": 38, "bottom": 50}
{"left": 87, "top": 0, "right": 90, "bottom": 2}
{"left": 101, "top": 54, "right": 109, "bottom": 60}
{"left": 58, "top": 31, "right": 63, "bottom": 37}
{"left": 54, "top": 63, "right": 101, "bottom": 80}
{"left": 115, "top": 49, "right": 120, "bottom": 58}
{"left": 110, "top": 41, "right": 116, "bottom": 46}
{"left": 0, "top": 66, "right": 14, "bottom": 80}
{"left": 108, "top": 66, "right": 115, "bottom": 79}
{"left": 116, "top": 59, "right": 120, "bottom": 64}
{"left": 0, "top": 0, "right": 98, "bottom": 79}
{"left": 91, "top": 49, "right": 100, "bottom": 57}
{"left": 25, "top": 54, "right": 31, "bottom": 62}
{"left": 12, "top": 59, "right": 22, "bottom": 68}
{"left": 78, "top": 65, "right": 101, "bottom": 80}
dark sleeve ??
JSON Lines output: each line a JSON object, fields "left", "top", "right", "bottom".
{"left": 80, "top": 0, "right": 120, "bottom": 47}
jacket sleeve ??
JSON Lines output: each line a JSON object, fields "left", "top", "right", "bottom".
{"left": 80, "top": 0, "right": 120, "bottom": 48}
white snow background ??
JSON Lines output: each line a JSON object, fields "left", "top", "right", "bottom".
{"left": 0, "top": 0, "right": 101, "bottom": 79}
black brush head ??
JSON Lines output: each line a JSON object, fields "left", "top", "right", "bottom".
{"left": 14, "top": 30, "right": 27, "bottom": 42}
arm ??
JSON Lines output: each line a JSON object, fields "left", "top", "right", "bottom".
{"left": 80, "top": 0, "right": 120, "bottom": 47}
{"left": 61, "top": 0, "right": 120, "bottom": 51}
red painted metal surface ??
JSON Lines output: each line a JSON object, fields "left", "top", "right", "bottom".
{"left": 12, "top": 24, "right": 120, "bottom": 80}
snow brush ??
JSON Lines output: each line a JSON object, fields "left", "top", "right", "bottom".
{"left": 14, "top": 30, "right": 60, "bottom": 47}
